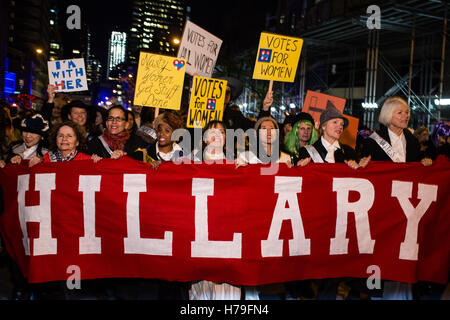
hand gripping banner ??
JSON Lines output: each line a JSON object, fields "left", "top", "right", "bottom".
{"left": 0, "top": 156, "right": 449, "bottom": 284}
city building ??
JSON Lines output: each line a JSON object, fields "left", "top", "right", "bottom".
{"left": 127, "top": 0, "right": 187, "bottom": 64}
{"left": 1, "top": 0, "right": 53, "bottom": 106}
{"left": 107, "top": 31, "right": 127, "bottom": 80}
{"left": 48, "top": 5, "right": 63, "bottom": 62}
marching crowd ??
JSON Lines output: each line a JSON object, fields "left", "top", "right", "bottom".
{"left": 0, "top": 77, "right": 449, "bottom": 300}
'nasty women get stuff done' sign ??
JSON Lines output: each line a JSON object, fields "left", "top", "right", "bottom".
{"left": 48, "top": 58, "right": 88, "bottom": 92}
{"left": 133, "top": 52, "right": 186, "bottom": 110}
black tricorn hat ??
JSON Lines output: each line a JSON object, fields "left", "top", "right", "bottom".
{"left": 61, "top": 100, "right": 96, "bottom": 123}
{"left": 20, "top": 113, "right": 50, "bottom": 136}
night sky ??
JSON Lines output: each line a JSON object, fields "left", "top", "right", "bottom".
{"left": 59, "top": 0, "right": 277, "bottom": 69}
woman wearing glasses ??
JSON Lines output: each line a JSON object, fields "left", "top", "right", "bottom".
{"left": 87, "top": 105, "right": 148, "bottom": 160}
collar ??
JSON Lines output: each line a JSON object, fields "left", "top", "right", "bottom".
{"left": 388, "top": 128, "right": 405, "bottom": 143}
{"left": 321, "top": 136, "right": 340, "bottom": 151}
{"left": 204, "top": 149, "right": 225, "bottom": 160}
{"left": 156, "top": 143, "right": 182, "bottom": 161}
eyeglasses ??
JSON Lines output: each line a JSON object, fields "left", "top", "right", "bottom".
{"left": 106, "top": 116, "right": 126, "bottom": 123}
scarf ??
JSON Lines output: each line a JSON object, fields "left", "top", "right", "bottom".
{"left": 102, "top": 128, "right": 130, "bottom": 151}
{"left": 49, "top": 150, "right": 78, "bottom": 162}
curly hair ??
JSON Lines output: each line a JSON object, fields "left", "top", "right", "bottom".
{"left": 48, "top": 121, "right": 87, "bottom": 153}
{"left": 154, "top": 111, "right": 184, "bottom": 131}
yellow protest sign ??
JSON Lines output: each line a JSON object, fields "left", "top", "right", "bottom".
{"left": 133, "top": 52, "right": 186, "bottom": 110}
{"left": 252, "top": 32, "right": 303, "bottom": 82}
{"left": 186, "top": 76, "right": 227, "bottom": 128}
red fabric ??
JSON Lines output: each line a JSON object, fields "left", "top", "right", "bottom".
{"left": 0, "top": 156, "right": 449, "bottom": 285}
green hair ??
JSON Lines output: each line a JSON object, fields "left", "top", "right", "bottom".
{"left": 284, "top": 120, "right": 319, "bottom": 157}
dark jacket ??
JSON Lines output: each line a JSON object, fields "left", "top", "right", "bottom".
{"left": 87, "top": 132, "right": 148, "bottom": 161}
{"left": 223, "top": 104, "right": 271, "bottom": 131}
{"left": 294, "top": 138, "right": 358, "bottom": 165}
{"left": 361, "top": 124, "right": 422, "bottom": 162}
{"left": 145, "top": 143, "right": 185, "bottom": 162}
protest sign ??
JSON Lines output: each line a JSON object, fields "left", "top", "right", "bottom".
{"left": 253, "top": 32, "right": 303, "bottom": 82}
{"left": 302, "top": 90, "right": 347, "bottom": 125}
{"left": 47, "top": 58, "right": 88, "bottom": 92}
{"left": 133, "top": 52, "right": 186, "bottom": 110}
{"left": 186, "top": 76, "right": 227, "bottom": 128}
{"left": 178, "top": 20, "right": 223, "bottom": 77}
{"left": 340, "top": 114, "right": 359, "bottom": 149}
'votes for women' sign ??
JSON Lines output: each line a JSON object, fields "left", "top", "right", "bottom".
{"left": 186, "top": 76, "right": 227, "bottom": 128}
{"left": 0, "top": 157, "right": 449, "bottom": 285}
{"left": 253, "top": 32, "right": 303, "bottom": 82}
{"left": 177, "top": 20, "right": 223, "bottom": 78}
{"left": 133, "top": 52, "right": 186, "bottom": 110}
{"left": 47, "top": 58, "right": 88, "bottom": 92}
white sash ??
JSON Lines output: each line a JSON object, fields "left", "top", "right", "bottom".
{"left": 369, "top": 132, "right": 401, "bottom": 162}
{"left": 98, "top": 135, "right": 114, "bottom": 156}
{"left": 305, "top": 145, "right": 324, "bottom": 163}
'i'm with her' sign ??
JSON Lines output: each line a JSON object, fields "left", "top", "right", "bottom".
{"left": 47, "top": 58, "right": 88, "bottom": 92}
{"left": 177, "top": 20, "right": 223, "bottom": 78}
{"left": 253, "top": 32, "right": 303, "bottom": 82}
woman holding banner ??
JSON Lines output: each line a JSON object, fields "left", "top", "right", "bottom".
{"left": 361, "top": 97, "right": 432, "bottom": 166}
{"left": 361, "top": 96, "right": 433, "bottom": 300}
{"left": 0, "top": 114, "right": 49, "bottom": 168}
{"left": 236, "top": 116, "right": 292, "bottom": 167}
{"left": 144, "top": 111, "right": 185, "bottom": 168}
{"left": 284, "top": 112, "right": 319, "bottom": 161}
{"left": 292, "top": 104, "right": 370, "bottom": 169}
{"left": 291, "top": 104, "right": 371, "bottom": 300}
{"left": 29, "top": 121, "right": 96, "bottom": 166}
{"left": 189, "top": 120, "right": 242, "bottom": 300}
{"left": 87, "top": 105, "right": 148, "bottom": 161}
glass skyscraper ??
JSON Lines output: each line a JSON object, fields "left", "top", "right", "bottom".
{"left": 127, "top": 0, "right": 187, "bottom": 64}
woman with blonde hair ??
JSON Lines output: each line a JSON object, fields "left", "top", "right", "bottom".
{"left": 362, "top": 96, "right": 432, "bottom": 166}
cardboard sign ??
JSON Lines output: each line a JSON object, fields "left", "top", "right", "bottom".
{"left": 133, "top": 52, "right": 186, "bottom": 110}
{"left": 340, "top": 114, "right": 359, "bottom": 149}
{"left": 178, "top": 20, "right": 223, "bottom": 78}
{"left": 252, "top": 32, "right": 303, "bottom": 82}
{"left": 186, "top": 76, "right": 227, "bottom": 128}
{"left": 47, "top": 58, "right": 88, "bottom": 92}
{"left": 302, "top": 90, "right": 346, "bottom": 125}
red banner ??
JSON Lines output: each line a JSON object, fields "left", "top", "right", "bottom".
{"left": 0, "top": 156, "right": 449, "bottom": 285}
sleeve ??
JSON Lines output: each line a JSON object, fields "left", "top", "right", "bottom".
{"left": 292, "top": 147, "right": 311, "bottom": 165}
{"left": 361, "top": 137, "right": 376, "bottom": 158}
{"left": 343, "top": 145, "right": 358, "bottom": 161}
{"left": 40, "top": 102, "right": 55, "bottom": 122}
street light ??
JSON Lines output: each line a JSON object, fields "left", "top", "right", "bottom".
{"left": 36, "top": 48, "right": 43, "bottom": 54}
{"left": 172, "top": 38, "right": 180, "bottom": 45}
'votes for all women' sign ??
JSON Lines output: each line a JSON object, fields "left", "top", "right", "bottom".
{"left": 177, "top": 20, "right": 223, "bottom": 78}
{"left": 47, "top": 58, "right": 88, "bottom": 92}
{"left": 186, "top": 76, "right": 227, "bottom": 128}
{"left": 133, "top": 52, "right": 186, "bottom": 110}
{"left": 253, "top": 32, "right": 304, "bottom": 82}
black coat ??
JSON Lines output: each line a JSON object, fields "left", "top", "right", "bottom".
{"left": 87, "top": 132, "right": 148, "bottom": 161}
{"left": 223, "top": 104, "right": 271, "bottom": 131}
{"left": 293, "top": 138, "right": 358, "bottom": 165}
{"left": 361, "top": 125, "right": 422, "bottom": 162}
{"left": 145, "top": 143, "right": 185, "bottom": 162}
